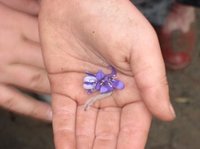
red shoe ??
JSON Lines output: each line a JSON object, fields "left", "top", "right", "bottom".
{"left": 157, "top": 4, "right": 196, "bottom": 70}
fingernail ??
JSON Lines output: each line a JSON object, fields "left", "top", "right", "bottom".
{"left": 169, "top": 103, "right": 176, "bottom": 118}
{"left": 47, "top": 109, "right": 53, "bottom": 121}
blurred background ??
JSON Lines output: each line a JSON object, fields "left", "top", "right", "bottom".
{"left": 0, "top": 1, "right": 200, "bottom": 149}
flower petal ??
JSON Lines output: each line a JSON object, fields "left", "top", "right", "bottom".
{"left": 87, "top": 89, "right": 95, "bottom": 94}
{"left": 96, "top": 70, "right": 105, "bottom": 80}
{"left": 100, "top": 85, "right": 113, "bottom": 94}
{"left": 112, "top": 80, "right": 125, "bottom": 90}
{"left": 110, "top": 66, "right": 117, "bottom": 76}
{"left": 83, "top": 83, "right": 96, "bottom": 90}
{"left": 95, "top": 82, "right": 101, "bottom": 91}
{"left": 84, "top": 76, "right": 97, "bottom": 83}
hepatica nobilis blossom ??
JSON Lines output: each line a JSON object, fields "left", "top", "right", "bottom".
{"left": 83, "top": 66, "right": 125, "bottom": 110}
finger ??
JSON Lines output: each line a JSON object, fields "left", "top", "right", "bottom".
{"left": 0, "top": 0, "right": 39, "bottom": 15}
{"left": 130, "top": 20, "right": 176, "bottom": 121}
{"left": 52, "top": 94, "right": 76, "bottom": 149}
{"left": 117, "top": 102, "right": 151, "bottom": 149}
{"left": 21, "top": 14, "right": 39, "bottom": 43}
{"left": 76, "top": 106, "right": 98, "bottom": 149}
{"left": 0, "top": 2, "right": 39, "bottom": 42}
{"left": 2, "top": 64, "right": 50, "bottom": 93}
{"left": 16, "top": 41, "right": 45, "bottom": 68}
{"left": 93, "top": 107, "right": 120, "bottom": 149}
{"left": 0, "top": 84, "right": 52, "bottom": 121}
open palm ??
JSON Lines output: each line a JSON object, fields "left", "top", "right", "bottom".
{"left": 39, "top": 0, "right": 175, "bottom": 148}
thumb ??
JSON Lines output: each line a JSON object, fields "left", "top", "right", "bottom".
{"left": 130, "top": 26, "right": 176, "bottom": 121}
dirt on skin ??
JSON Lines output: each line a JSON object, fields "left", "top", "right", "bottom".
{"left": 0, "top": 9, "right": 200, "bottom": 149}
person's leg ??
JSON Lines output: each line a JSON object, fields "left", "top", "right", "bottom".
{"left": 133, "top": 0, "right": 197, "bottom": 70}
{"left": 157, "top": 3, "right": 196, "bottom": 69}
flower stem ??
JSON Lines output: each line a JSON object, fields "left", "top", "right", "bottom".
{"left": 84, "top": 92, "right": 112, "bottom": 111}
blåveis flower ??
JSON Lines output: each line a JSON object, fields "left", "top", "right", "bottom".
{"left": 83, "top": 66, "right": 125, "bottom": 94}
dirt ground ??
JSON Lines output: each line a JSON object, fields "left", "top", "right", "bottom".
{"left": 146, "top": 10, "right": 200, "bottom": 149}
{"left": 0, "top": 9, "right": 200, "bottom": 149}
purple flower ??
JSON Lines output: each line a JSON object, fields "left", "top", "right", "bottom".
{"left": 83, "top": 66, "right": 125, "bottom": 94}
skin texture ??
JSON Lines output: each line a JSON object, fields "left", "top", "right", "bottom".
{"left": 0, "top": 0, "right": 40, "bottom": 15}
{"left": 39, "top": 0, "right": 176, "bottom": 148}
{"left": 0, "top": 3, "right": 51, "bottom": 121}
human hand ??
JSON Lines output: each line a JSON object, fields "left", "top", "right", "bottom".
{"left": 39, "top": 0, "right": 176, "bottom": 148}
{"left": 0, "top": 0, "right": 40, "bottom": 15}
{"left": 0, "top": 3, "right": 51, "bottom": 121}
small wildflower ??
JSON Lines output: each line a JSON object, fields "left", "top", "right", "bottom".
{"left": 83, "top": 66, "right": 125, "bottom": 110}
{"left": 83, "top": 66, "right": 124, "bottom": 94}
